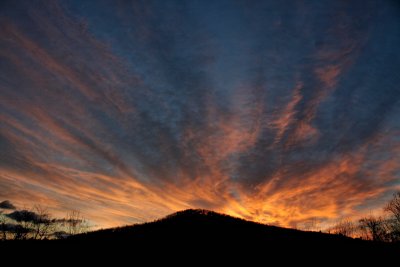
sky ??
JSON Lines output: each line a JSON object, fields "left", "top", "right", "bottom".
{"left": 0, "top": 0, "right": 399, "bottom": 229}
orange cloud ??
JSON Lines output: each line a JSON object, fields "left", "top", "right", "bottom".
{"left": 315, "top": 64, "right": 341, "bottom": 89}
{"left": 271, "top": 81, "right": 303, "bottom": 145}
{"left": 1, "top": 126, "right": 398, "bottom": 229}
{"left": 1, "top": 0, "right": 398, "bottom": 231}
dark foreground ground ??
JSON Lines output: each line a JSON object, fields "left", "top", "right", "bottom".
{"left": 1, "top": 209, "right": 398, "bottom": 263}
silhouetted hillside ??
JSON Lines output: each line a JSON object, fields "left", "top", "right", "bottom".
{"left": 72, "top": 209, "right": 330, "bottom": 243}
{"left": 69, "top": 210, "right": 397, "bottom": 253}
{"left": 1, "top": 209, "right": 398, "bottom": 262}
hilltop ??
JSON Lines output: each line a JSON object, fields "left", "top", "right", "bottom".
{"left": 1, "top": 209, "right": 398, "bottom": 262}
{"left": 70, "top": 209, "right": 396, "bottom": 252}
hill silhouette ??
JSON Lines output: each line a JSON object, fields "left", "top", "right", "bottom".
{"left": 70, "top": 209, "right": 398, "bottom": 253}
{"left": 1, "top": 209, "right": 398, "bottom": 262}
{"left": 72, "top": 209, "right": 344, "bottom": 243}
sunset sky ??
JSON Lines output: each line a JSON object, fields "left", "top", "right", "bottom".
{"left": 1, "top": 0, "right": 399, "bottom": 229}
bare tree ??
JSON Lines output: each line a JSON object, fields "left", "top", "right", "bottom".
{"left": 31, "top": 205, "right": 55, "bottom": 240}
{"left": 384, "top": 191, "right": 400, "bottom": 242}
{"left": 301, "top": 218, "right": 321, "bottom": 232}
{"left": 0, "top": 201, "right": 89, "bottom": 240}
{"left": 358, "top": 216, "right": 388, "bottom": 242}
{"left": 385, "top": 192, "right": 400, "bottom": 222}
{"left": 330, "top": 219, "right": 355, "bottom": 237}
{"left": 64, "top": 210, "right": 88, "bottom": 235}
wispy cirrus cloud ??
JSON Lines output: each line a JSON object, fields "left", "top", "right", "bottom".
{"left": 0, "top": 0, "right": 399, "bottom": 228}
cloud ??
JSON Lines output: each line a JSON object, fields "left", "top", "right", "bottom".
{"left": 6, "top": 210, "right": 46, "bottom": 223}
{"left": 0, "top": 200, "right": 16, "bottom": 210}
{"left": 0, "top": 0, "right": 399, "bottom": 228}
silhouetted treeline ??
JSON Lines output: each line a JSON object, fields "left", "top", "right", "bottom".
{"left": 0, "top": 201, "right": 89, "bottom": 240}
{"left": 1, "top": 206, "right": 399, "bottom": 263}
{"left": 327, "top": 192, "right": 400, "bottom": 242}
{"left": 2, "top": 192, "right": 399, "bottom": 243}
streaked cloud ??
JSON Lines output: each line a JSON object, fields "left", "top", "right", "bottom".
{"left": 0, "top": 0, "right": 399, "bottom": 228}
